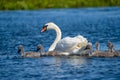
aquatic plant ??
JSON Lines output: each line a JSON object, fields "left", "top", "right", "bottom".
{"left": 0, "top": 0, "right": 120, "bottom": 10}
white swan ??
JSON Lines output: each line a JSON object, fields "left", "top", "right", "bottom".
{"left": 41, "top": 22, "right": 89, "bottom": 55}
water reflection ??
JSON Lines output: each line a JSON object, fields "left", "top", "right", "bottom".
{"left": 47, "top": 56, "right": 88, "bottom": 68}
{"left": 66, "top": 56, "right": 87, "bottom": 67}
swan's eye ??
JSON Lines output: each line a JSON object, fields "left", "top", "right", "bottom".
{"left": 41, "top": 25, "right": 48, "bottom": 32}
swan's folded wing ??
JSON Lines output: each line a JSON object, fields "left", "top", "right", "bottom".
{"left": 55, "top": 35, "right": 88, "bottom": 52}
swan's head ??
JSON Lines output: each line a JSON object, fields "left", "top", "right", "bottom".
{"left": 18, "top": 45, "right": 24, "bottom": 53}
{"left": 41, "top": 22, "right": 57, "bottom": 32}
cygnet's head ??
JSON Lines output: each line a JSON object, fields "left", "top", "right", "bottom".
{"left": 96, "top": 41, "right": 100, "bottom": 46}
{"left": 36, "top": 44, "right": 43, "bottom": 51}
{"left": 18, "top": 45, "right": 24, "bottom": 53}
{"left": 85, "top": 42, "right": 92, "bottom": 50}
{"left": 41, "top": 22, "right": 57, "bottom": 32}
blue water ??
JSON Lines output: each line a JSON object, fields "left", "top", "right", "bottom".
{"left": 0, "top": 7, "right": 120, "bottom": 80}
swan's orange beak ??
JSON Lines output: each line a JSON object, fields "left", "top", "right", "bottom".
{"left": 41, "top": 25, "right": 47, "bottom": 32}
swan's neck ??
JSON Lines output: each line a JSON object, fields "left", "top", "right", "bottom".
{"left": 21, "top": 48, "right": 25, "bottom": 57}
{"left": 41, "top": 46, "right": 45, "bottom": 55}
{"left": 48, "top": 25, "right": 61, "bottom": 51}
{"left": 90, "top": 46, "right": 92, "bottom": 55}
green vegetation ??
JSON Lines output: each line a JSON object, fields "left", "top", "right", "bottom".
{"left": 0, "top": 0, "right": 120, "bottom": 10}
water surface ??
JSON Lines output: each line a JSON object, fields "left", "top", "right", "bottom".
{"left": 0, "top": 7, "right": 120, "bottom": 80}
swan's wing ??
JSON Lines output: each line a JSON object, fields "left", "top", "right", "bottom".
{"left": 55, "top": 35, "right": 88, "bottom": 52}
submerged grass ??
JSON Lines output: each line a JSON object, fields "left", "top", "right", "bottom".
{"left": 0, "top": 0, "right": 120, "bottom": 10}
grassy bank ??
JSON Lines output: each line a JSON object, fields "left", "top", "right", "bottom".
{"left": 0, "top": 0, "right": 120, "bottom": 10}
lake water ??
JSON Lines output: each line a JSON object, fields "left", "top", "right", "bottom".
{"left": 0, "top": 7, "right": 120, "bottom": 80}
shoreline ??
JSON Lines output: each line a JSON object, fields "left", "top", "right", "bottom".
{"left": 0, "top": 6, "right": 120, "bottom": 11}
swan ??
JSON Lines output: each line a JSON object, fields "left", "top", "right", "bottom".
{"left": 37, "top": 44, "right": 91, "bottom": 56}
{"left": 107, "top": 41, "right": 115, "bottom": 52}
{"left": 36, "top": 44, "right": 45, "bottom": 56}
{"left": 18, "top": 45, "right": 41, "bottom": 58}
{"left": 36, "top": 44, "right": 60, "bottom": 56}
{"left": 89, "top": 41, "right": 111, "bottom": 57}
{"left": 36, "top": 44, "right": 61, "bottom": 56}
{"left": 95, "top": 41, "right": 100, "bottom": 51}
{"left": 107, "top": 41, "right": 120, "bottom": 57}
{"left": 89, "top": 41, "right": 119, "bottom": 57}
{"left": 41, "top": 22, "right": 89, "bottom": 55}
{"left": 36, "top": 44, "right": 66, "bottom": 56}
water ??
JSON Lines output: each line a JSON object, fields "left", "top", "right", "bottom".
{"left": 0, "top": 7, "right": 120, "bottom": 80}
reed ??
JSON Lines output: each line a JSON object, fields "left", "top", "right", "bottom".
{"left": 0, "top": 0, "right": 120, "bottom": 10}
